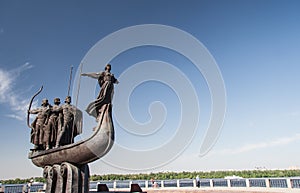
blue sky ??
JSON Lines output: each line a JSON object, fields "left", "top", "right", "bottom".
{"left": 1, "top": 0, "right": 300, "bottom": 179}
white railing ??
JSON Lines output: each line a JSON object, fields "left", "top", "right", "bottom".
{"left": 90, "top": 177, "right": 300, "bottom": 190}
{"left": 2, "top": 178, "right": 300, "bottom": 192}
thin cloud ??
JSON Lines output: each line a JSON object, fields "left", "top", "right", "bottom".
{"left": 0, "top": 63, "right": 35, "bottom": 121}
{"left": 6, "top": 114, "right": 24, "bottom": 121}
{"left": 0, "top": 73, "right": 12, "bottom": 100}
{"left": 217, "top": 133, "right": 300, "bottom": 155}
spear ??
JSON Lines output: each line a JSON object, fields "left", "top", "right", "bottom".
{"left": 75, "top": 63, "right": 83, "bottom": 107}
{"left": 67, "top": 66, "right": 73, "bottom": 96}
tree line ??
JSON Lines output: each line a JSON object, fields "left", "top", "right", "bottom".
{"left": 1, "top": 170, "right": 300, "bottom": 184}
{"left": 89, "top": 169, "right": 300, "bottom": 181}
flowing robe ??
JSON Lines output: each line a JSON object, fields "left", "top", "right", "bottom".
{"left": 85, "top": 71, "right": 118, "bottom": 118}
{"left": 56, "top": 103, "right": 82, "bottom": 146}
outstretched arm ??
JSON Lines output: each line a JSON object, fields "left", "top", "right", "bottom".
{"left": 29, "top": 108, "right": 40, "bottom": 114}
{"left": 81, "top": 72, "right": 100, "bottom": 79}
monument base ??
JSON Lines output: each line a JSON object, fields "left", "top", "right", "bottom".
{"left": 43, "top": 162, "right": 89, "bottom": 193}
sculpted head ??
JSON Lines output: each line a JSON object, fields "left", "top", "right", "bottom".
{"left": 41, "top": 98, "right": 49, "bottom": 106}
{"left": 65, "top": 96, "right": 71, "bottom": 104}
{"left": 54, "top": 98, "right": 61, "bottom": 105}
{"left": 105, "top": 64, "right": 111, "bottom": 72}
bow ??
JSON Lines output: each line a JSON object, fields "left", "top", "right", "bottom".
{"left": 27, "top": 86, "right": 43, "bottom": 129}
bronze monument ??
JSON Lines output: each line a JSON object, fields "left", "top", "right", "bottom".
{"left": 28, "top": 64, "right": 118, "bottom": 193}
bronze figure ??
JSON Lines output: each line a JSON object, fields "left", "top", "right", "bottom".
{"left": 55, "top": 96, "right": 82, "bottom": 147}
{"left": 81, "top": 64, "right": 118, "bottom": 119}
{"left": 28, "top": 98, "right": 51, "bottom": 150}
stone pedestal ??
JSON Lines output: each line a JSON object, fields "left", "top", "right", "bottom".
{"left": 43, "top": 162, "right": 89, "bottom": 193}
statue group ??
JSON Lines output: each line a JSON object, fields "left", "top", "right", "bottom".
{"left": 28, "top": 64, "right": 118, "bottom": 193}
{"left": 28, "top": 96, "right": 82, "bottom": 150}
{"left": 28, "top": 64, "right": 118, "bottom": 151}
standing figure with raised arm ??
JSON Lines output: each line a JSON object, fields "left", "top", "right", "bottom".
{"left": 81, "top": 64, "right": 118, "bottom": 119}
{"left": 28, "top": 98, "right": 51, "bottom": 150}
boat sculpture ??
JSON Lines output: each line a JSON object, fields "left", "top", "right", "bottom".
{"left": 28, "top": 64, "right": 118, "bottom": 193}
{"left": 28, "top": 103, "right": 114, "bottom": 193}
